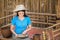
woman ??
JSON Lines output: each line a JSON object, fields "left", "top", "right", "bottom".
{"left": 10, "top": 5, "right": 32, "bottom": 40}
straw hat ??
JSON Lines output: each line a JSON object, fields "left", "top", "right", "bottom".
{"left": 13, "top": 4, "right": 27, "bottom": 12}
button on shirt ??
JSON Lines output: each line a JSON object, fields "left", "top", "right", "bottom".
{"left": 11, "top": 16, "right": 31, "bottom": 34}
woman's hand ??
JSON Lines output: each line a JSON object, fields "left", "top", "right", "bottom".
{"left": 22, "top": 31, "right": 27, "bottom": 34}
{"left": 15, "top": 34, "right": 18, "bottom": 38}
{"left": 22, "top": 25, "right": 32, "bottom": 34}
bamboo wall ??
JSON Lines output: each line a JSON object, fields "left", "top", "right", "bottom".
{"left": 13, "top": 0, "right": 57, "bottom": 13}
{"left": 0, "top": 0, "right": 57, "bottom": 14}
{"left": 0, "top": 0, "right": 15, "bottom": 27}
{"left": 0, "top": 0, "right": 59, "bottom": 27}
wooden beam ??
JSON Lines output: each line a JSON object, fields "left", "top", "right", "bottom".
{"left": 32, "top": 21, "right": 54, "bottom": 25}
{"left": 45, "top": 23, "right": 60, "bottom": 29}
{"left": 26, "top": 12, "right": 56, "bottom": 16}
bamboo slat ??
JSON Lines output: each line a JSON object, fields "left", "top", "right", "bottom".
{"left": 57, "top": 0, "right": 60, "bottom": 18}
{"left": 32, "top": 21, "right": 54, "bottom": 25}
{"left": 26, "top": 12, "right": 56, "bottom": 16}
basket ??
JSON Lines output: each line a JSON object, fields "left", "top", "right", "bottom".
{"left": 17, "top": 34, "right": 28, "bottom": 39}
{"left": 0, "top": 27, "right": 12, "bottom": 38}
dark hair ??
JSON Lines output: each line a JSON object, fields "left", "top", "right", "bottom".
{"left": 16, "top": 10, "right": 28, "bottom": 17}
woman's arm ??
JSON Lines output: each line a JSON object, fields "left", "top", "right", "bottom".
{"left": 22, "top": 25, "right": 32, "bottom": 34}
{"left": 10, "top": 25, "right": 17, "bottom": 36}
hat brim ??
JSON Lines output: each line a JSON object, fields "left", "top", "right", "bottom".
{"left": 13, "top": 9, "right": 28, "bottom": 12}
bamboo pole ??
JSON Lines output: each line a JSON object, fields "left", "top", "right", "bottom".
{"left": 1, "top": 0, "right": 4, "bottom": 27}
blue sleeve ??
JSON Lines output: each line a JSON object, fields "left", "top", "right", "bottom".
{"left": 11, "top": 17, "right": 16, "bottom": 26}
{"left": 27, "top": 17, "right": 32, "bottom": 26}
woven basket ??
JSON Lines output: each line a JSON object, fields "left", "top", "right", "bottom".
{"left": 0, "top": 27, "right": 12, "bottom": 38}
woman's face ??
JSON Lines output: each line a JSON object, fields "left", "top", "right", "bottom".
{"left": 18, "top": 11, "right": 24, "bottom": 17}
